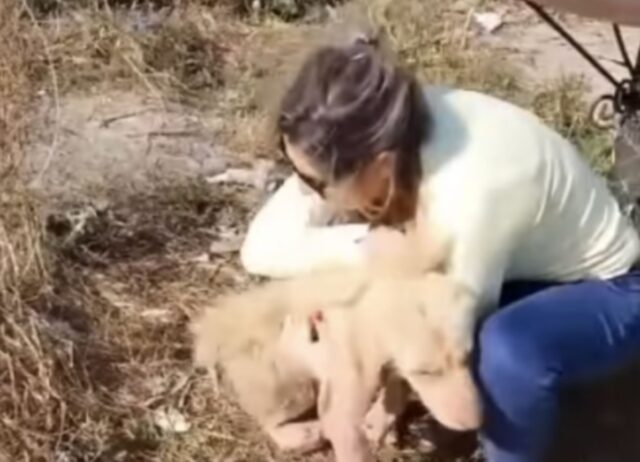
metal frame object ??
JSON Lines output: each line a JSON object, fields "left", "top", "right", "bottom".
{"left": 524, "top": 1, "right": 640, "bottom": 215}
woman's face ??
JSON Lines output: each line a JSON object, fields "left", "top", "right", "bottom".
{"left": 283, "top": 137, "right": 395, "bottom": 220}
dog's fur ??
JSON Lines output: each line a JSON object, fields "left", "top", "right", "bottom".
{"left": 281, "top": 270, "right": 480, "bottom": 462}
{"left": 191, "top": 223, "right": 479, "bottom": 461}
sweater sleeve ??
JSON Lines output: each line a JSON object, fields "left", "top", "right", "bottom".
{"left": 240, "top": 174, "right": 370, "bottom": 278}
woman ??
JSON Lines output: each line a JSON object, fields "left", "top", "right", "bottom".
{"left": 240, "top": 39, "right": 640, "bottom": 462}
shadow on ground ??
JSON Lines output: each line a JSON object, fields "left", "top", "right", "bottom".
{"left": 408, "top": 363, "right": 640, "bottom": 462}
{"left": 548, "top": 363, "right": 640, "bottom": 462}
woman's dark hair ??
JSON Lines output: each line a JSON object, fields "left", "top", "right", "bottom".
{"left": 277, "top": 38, "right": 431, "bottom": 195}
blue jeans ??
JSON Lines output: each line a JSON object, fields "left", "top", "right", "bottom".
{"left": 475, "top": 272, "right": 640, "bottom": 462}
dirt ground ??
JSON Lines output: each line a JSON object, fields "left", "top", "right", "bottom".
{"left": 478, "top": 2, "right": 640, "bottom": 98}
{"left": 3, "top": 0, "right": 640, "bottom": 461}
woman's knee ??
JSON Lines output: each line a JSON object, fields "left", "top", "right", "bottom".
{"left": 476, "top": 306, "right": 557, "bottom": 390}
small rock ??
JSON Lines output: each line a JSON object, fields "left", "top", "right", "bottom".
{"left": 209, "top": 237, "right": 243, "bottom": 255}
{"left": 55, "top": 451, "right": 72, "bottom": 462}
{"left": 206, "top": 168, "right": 259, "bottom": 187}
{"left": 153, "top": 407, "right": 191, "bottom": 433}
{"left": 93, "top": 198, "right": 111, "bottom": 213}
{"left": 473, "top": 12, "right": 504, "bottom": 33}
{"left": 201, "top": 155, "right": 228, "bottom": 177}
{"left": 206, "top": 159, "right": 275, "bottom": 190}
{"left": 191, "top": 252, "right": 211, "bottom": 263}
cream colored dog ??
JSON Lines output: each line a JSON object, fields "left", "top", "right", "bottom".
{"left": 192, "top": 253, "right": 480, "bottom": 461}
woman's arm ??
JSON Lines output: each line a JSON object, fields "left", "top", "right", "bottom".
{"left": 240, "top": 175, "right": 369, "bottom": 278}
{"left": 428, "top": 172, "right": 540, "bottom": 351}
{"left": 530, "top": 0, "right": 640, "bottom": 26}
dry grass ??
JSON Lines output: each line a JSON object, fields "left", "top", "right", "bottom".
{"left": 531, "top": 76, "right": 613, "bottom": 172}
{"left": 30, "top": 182, "right": 262, "bottom": 461}
{"left": 0, "top": 0, "right": 623, "bottom": 461}
{"left": 28, "top": 0, "right": 343, "bottom": 20}
{"left": 0, "top": 1, "right": 35, "bottom": 183}
{"left": 0, "top": 1, "right": 55, "bottom": 460}
{"left": 35, "top": 5, "right": 234, "bottom": 101}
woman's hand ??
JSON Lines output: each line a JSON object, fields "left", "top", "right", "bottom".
{"left": 363, "top": 226, "right": 408, "bottom": 260}
{"left": 362, "top": 226, "right": 423, "bottom": 269}
{"left": 361, "top": 225, "right": 447, "bottom": 272}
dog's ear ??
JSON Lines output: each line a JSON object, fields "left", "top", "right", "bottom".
{"left": 402, "top": 275, "right": 481, "bottom": 431}
{"left": 407, "top": 362, "right": 482, "bottom": 431}
{"left": 404, "top": 324, "right": 480, "bottom": 431}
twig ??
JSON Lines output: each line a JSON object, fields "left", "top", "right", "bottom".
{"left": 126, "top": 130, "right": 201, "bottom": 139}
{"left": 0, "top": 352, "right": 18, "bottom": 415}
{"left": 100, "top": 109, "right": 152, "bottom": 128}
{"left": 460, "top": 7, "right": 476, "bottom": 49}
{"left": 207, "top": 430, "right": 246, "bottom": 444}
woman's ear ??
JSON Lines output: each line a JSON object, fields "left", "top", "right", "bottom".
{"left": 358, "top": 151, "right": 395, "bottom": 188}
{"left": 356, "top": 150, "right": 413, "bottom": 225}
{"left": 353, "top": 151, "right": 394, "bottom": 211}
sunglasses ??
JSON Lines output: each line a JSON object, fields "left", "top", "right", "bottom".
{"left": 278, "top": 137, "right": 395, "bottom": 222}
{"left": 279, "top": 137, "right": 328, "bottom": 197}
